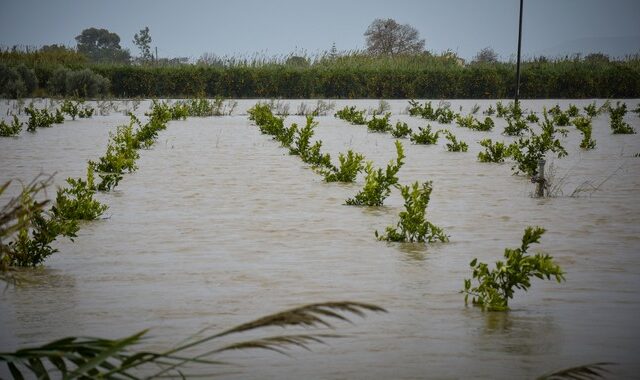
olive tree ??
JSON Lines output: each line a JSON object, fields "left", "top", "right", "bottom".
{"left": 364, "top": 18, "right": 425, "bottom": 56}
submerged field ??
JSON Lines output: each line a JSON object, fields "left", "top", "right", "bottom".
{"left": 1, "top": 99, "right": 639, "bottom": 378}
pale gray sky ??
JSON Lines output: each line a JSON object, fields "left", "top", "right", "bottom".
{"left": 1, "top": 0, "right": 639, "bottom": 61}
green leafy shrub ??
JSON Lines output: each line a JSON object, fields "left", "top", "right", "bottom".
{"left": 525, "top": 113, "right": 539, "bottom": 123}
{"left": 335, "top": 106, "right": 367, "bottom": 125}
{"left": 320, "top": 150, "right": 365, "bottom": 182}
{"left": 471, "top": 116, "right": 494, "bottom": 131}
{"left": 477, "top": 139, "right": 510, "bottom": 163}
{"left": 583, "top": 102, "right": 598, "bottom": 118}
{"left": 508, "top": 110, "right": 568, "bottom": 176}
{"left": 483, "top": 105, "right": 496, "bottom": 116}
{"left": 462, "top": 226, "right": 565, "bottom": 311}
{"left": 408, "top": 100, "right": 456, "bottom": 123}
{"left": 503, "top": 116, "right": 529, "bottom": 136}
{"left": 89, "top": 122, "right": 140, "bottom": 191}
{"left": 609, "top": 101, "right": 635, "bottom": 134}
{"left": 495, "top": 101, "right": 508, "bottom": 118}
{"left": 443, "top": 130, "right": 468, "bottom": 152}
{"left": 0, "top": 63, "right": 35, "bottom": 98}
{"left": 548, "top": 105, "right": 570, "bottom": 126}
{"left": 346, "top": 140, "right": 405, "bottom": 206}
{"left": 6, "top": 188, "right": 77, "bottom": 267}
{"left": 567, "top": 104, "right": 580, "bottom": 117}
{"left": 24, "top": 106, "right": 58, "bottom": 131}
{"left": 375, "top": 181, "right": 448, "bottom": 243}
{"left": 61, "top": 99, "right": 79, "bottom": 120}
{"left": 65, "top": 68, "right": 110, "bottom": 98}
{"left": 436, "top": 107, "right": 455, "bottom": 124}
{"left": 410, "top": 125, "right": 440, "bottom": 144}
{"left": 367, "top": 112, "right": 391, "bottom": 133}
{"left": 0, "top": 116, "right": 22, "bottom": 137}
{"left": 455, "top": 114, "right": 475, "bottom": 129}
{"left": 390, "top": 121, "right": 412, "bottom": 138}
{"left": 52, "top": 166, "right": 108, "bottom": 221}
{"left": 573, "top": 116, "right": 596, "bottom": 150}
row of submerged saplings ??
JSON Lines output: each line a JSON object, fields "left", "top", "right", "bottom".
{"left": 334, "top": 101, "right": 606, "bottom": 311}
{"left": 247, "top": 102, "right": 449, "bottom": 244}
{"left": 0, "top": 99, "right": 95, "bottom": 136}
{"left": 2, "top": 101, "right": 185, "bottom": 267}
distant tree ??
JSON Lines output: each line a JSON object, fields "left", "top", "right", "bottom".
{"left": 75, "top": 28, "right": 130, "bottom": 63}
{"left": 584, "top": 52, "right": 610, "bottom": 63}
{"left": 473, "top": 47, "right": 499, "bottom": 63}
{"left": 133, "top": 26, "right": 153, "bottom": 62}
{"left": 364, "top": 18, "right": 425, "bottom": 56}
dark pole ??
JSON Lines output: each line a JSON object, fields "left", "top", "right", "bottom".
{"left": 515, "top": 0, "right": 524, "bottom": 105}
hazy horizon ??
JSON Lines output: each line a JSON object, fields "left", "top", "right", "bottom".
{"left": 1, "top": 0, "right": 639, "bottom": 61}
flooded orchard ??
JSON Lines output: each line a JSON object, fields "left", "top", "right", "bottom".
{"left": 1, "top": 99, "right": 640, "bottom": 379}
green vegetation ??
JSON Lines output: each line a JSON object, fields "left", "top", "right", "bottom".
{"left": 583, "top": 102, "right": 598, "bottom": 118}
{"left": 410, "top": 125, "right": 440, "bottom": 144}
{"left": 346, "top": 141, "right": 405, "bottom": 206}
{"left": 367, "top": 112, "right": 391, "bottom": 133}
{"left": 462, "top": 226, "right": 565, "bottom": 311}
{"left": 321, "top": 150, "right": 366, "bottom": 182}
{"left": 503, "top": 116, "right": 529, "bottom": 136}
{"left": 61, "top": 99, "right": 95, "bottom": 120}
{"left": 0, "top": 115, "right": 23, "bottom": 137}
{"left": 376, "top": 181, "right": 448, "bottom": 243}
{"left": 609, "top": 101, "right": 635, "bottom": 134}
{"left": 525, "top": 112, "right": 539, "bottom": 123}
{"left": 566, "top": 104, "right": 580, "bottom": 117}
{"left": 52, "top": 166, "right": 108, "bottom": 221}
{"left": 508, "top": 110, "right": 568, "bottom": 176}
{"left": 443, "top": 130, "right": 468, "bottom": 152}
{"left": 573, "top": 116, "right": 596, "bottom": 150}
{"left": 455, "top": 114, "right": 475, "bottom": 129}
{"left": 24, "top": 105, "right": 63, "bottom": 131}
{"left": 335, "top": 106, "right": 367, "bottom": 125}
{"left": 390, "top": 121, "right": 412, "bottom": 138}
{"left": 408, "top": 100, "right": 456, "bottom": 123}
{"left": 0, "top": 301, "right": 385, "bottom": 379}
{"left": 471, "top": 116, "right": 494, "bottom": 131}
{"left": 483, "top": 105, "right": 495, "bottom": 116}
{"left": 477, "top": 139, "right": 510, "bottom": 163}
{"left": 548, "top": 105, "right": 571, "bottom": 126}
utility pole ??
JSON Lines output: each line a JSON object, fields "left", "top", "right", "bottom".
{"left": 515, "top": 0, "right": 524, "bottom": 105}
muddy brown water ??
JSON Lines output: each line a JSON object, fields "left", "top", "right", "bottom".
{"left": 1, "top": 99, "right": 639, "bottom": 379}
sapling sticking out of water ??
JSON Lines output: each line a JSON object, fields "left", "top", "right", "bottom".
{"left": 443, "top": 130, "right": 468, "bottom": 152}
{"left": 367, "top": 112, "right": 391, "bottom": 133}
{"left": 483, "top": 105, "right": 495, "bottom": 116}
{"left": 470, "top": 104, "right": 480, "bottom": 115}
{"left": 410, "top": 125, "right": 440, "bottom": 145}
{"left": 471, "top": 116, "right": 494, "bottom": 131}
{"left": 320, "top": 150, "right": 365, "bottom": 182}
{"left": 462, "top": 226, "right": 565, "bottom": 311}
{"left": 477, "top": 139, "right": 510, "bottom": 163}
{"left": 290, "top": 115, "right": 317, "bottom": 156}
{"left": 335, "top": 106, "right": 367, "bottom": 125}
{"left": 567, "top": 104, "right": 580, "bottom": 117}
{"left": 526, "top": 113, "right": 539, "bottom": 123}
{"left": 573, "top": 116, "right": 596, "bottom": 150}
{"left": 61, "top": 99, "right": 79, "bottom": 120}
{"left": 390, "top": 121, "right": 412, "bottom": 138}
{"left": 375, "top": 181, "right": 448, "bottom": 243}
{"left": 346, "top": 141, "right": 405, "bottom": 206}
{"left": 52, "top": 165, "right": 108, "bottom": 221}
{"left": 0, "top": 115, "right": 22, "bottom": 137}
{"left": 508, "top": 110, "right": 568, "bottom": 177}
{"left": 609, "top": 101, "right": 635, "bottom": 134}
{"left": 583, "top": 102, "right": 598, "bottom": 118}
{"left": 495, "top": 101, "right": 508, "bottom": 118}
{"left": 455, "top": 114, "right": 475, "bottom": 129}
{"left": 503, "top": 116, "right": 529, "bottom": 136}
{"left": 548, "top": 105, "right": 570, "bottom": 126}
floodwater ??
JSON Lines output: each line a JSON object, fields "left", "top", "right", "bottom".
{"left": 1, "top": 98, "right": 639, "bottom": 379}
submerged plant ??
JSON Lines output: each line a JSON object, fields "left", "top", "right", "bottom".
{"left": 410, "top": 125, "right": 440, "bottom": 145}
{"left": 376, "top": 181, "right": 448, "bottom": 243}
{"left": 583, "top": 102, "right": 598, "bottom": 118}
{"left": 526, "top": 113, "right": 539, "bottom": 123}
{"left": 443, "top": 130, "right": 468, "bottom": 152}
{"left": 471, "top": 116, "right": 494, "bottom": 131}
{"left": 52, "top": 165, "right": 108, "bottom": 221}
{"left": 0, "top": 301, "right": 385, "bottom": 379}
{"left": 60, "top": 99, "right": 79, "bottom": 120}
{"left": 609, "top": 101, "right": 635, "bottom": 134}
{"left": 335, "top": 106, "right": 367, "bottom": 125}
{"left": 346, "top": 141, "right": 405, "bottom": 206}
{"left": 24, "top": 106, "right": 59, "bottom": 131}
{"left": 566, "top": 104, "right": 580, "bottom": 118}
{"left": 462, "top": 226, "right": 565, "bottom": 311}
{"left": 508, "top": 110, "right": 568, "bottom": 177}
{"left": 483, "top": 105, "right": 496, "bottom": 116}
{"left": 477, "top": 139, "right": 510, "bottom": 163}
{"left": 455, "top": 114, "right": 475, "bottom": 129}
{"left": 321, "top": 150, "right": 365, "bottom": 182}
{"left": 0, "top": 115, "right": 22, "bottom": 137}
{"left": 572, "top": 116, "right": 596, "bottom": 150}
{"left": 503, "top": 116, "right": 529, "bottom": 136}
{"left": 470, "top": 103, "right": 480, "bottom": 115}
{"left": 390, "top": 121, "right": 412, "bottom": 138}
{"left": 367, "top": 112, "right": 391, "bottom": 133}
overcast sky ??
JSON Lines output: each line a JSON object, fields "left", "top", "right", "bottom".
{"left": 1, "top": 0, "right": 639, "bottom": 61}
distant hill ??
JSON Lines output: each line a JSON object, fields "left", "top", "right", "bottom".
{"left": 531, "top": 36, "right": 640, "bottom": 59}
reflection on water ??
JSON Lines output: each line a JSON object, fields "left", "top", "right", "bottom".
{"left": 1, "top": 99, "right": 639, "bottom": 379}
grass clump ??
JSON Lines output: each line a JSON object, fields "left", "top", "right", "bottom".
{"left": 410, "top": 125, "right": 440, "bottom": 145}
{"left": 346, "top": 141, "right": 405, "bottom": 206}
{"left": 462, "top": 226, "right": 565, "bottom": 311}
{"left": 375, "top": 181, "right": 448, "bottom": 243}
{"left": 0, "top": 115, "right": 23, "bottom": 137}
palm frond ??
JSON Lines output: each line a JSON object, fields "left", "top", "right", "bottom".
{"left": 537, "top": 362, "right": 616, "bottom": 380}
